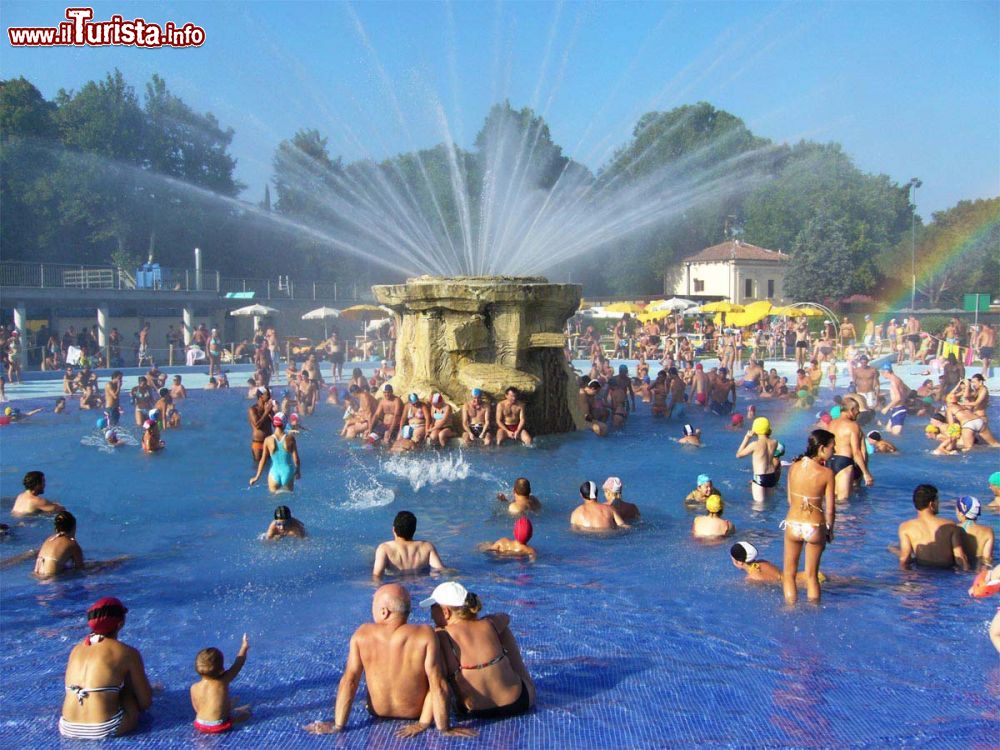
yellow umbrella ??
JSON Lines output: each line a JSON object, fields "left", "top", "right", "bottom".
{"left": 700, "top": 301, "right": 745, "bottom": 314}
{"left": 340, "top": 304, "right": 389, "bottom": 320}
{"left": 772, "top": 305, "right": 824, "bottom": 317}
{"left": 637, "top": 309, "right": 673, "bottom": 323}
{"left": 605, "top": 302, "right": 644, "bottom": 314}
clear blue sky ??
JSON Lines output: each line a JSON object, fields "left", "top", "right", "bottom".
{"left": 3, "top": 0, "right": 997, "bottom": 217}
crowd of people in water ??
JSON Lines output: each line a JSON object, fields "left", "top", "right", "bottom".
{"left": 1, "top": 310, "right": 998, "bottom": 740}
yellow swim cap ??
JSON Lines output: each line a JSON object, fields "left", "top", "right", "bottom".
{"left": 3, "top": 407, "right": 10, "bottom": 416}
{"left": 706, "top": 494, "right": 723, "bottom": 513}
{"left": 924, "top": 424, "right": 939, "bottom": 434}
{"left": 752, "top": 417, "right": 771, "bottom": 436}
{"left": 947, "top": 423, "right": 961, "bottom": 437}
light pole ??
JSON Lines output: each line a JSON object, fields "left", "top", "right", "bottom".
{"left": 908, "top": 178, "right": 921, "bottom": 310}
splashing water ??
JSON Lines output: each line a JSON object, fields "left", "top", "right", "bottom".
{"left": 79, "top": 430, "right": 139, "bottom": 454}
{"left": 381, "top": 451, "right": 478, "bottom": 491}
{"left": 341, "top": 451, "right": 396, "bottom": 510}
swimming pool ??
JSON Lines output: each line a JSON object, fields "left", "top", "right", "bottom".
{"left": 1, "top": 373, "right": 998, "bottom": 748}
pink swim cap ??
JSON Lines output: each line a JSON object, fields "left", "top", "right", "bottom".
{"left": 731, "top": 413, "right": 744, "bottom": 426}
{"left": 514, "top": 516, "right": 533, "bottom": 544}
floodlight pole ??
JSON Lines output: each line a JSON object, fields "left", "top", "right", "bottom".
{"left": 908, "top": 178, "right": 921, "bottom": 310}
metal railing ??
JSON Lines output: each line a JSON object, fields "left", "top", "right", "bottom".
{"left": 0, "top": 261, "right": 369, "bottom": 301}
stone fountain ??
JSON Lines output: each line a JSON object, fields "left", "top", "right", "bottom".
{"left": 372, "top": 276, "right": 585, "bottom": 435}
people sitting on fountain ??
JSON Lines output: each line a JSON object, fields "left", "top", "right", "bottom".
{"left": 579, "top": 378, "right": 609, "bottom": 436}
{"left": 479, "top": 517, "right": 536, "bottom": 558}
{"left": 570, "top": 481, "right": 629, "bottom": 531}
{"left": 496, "top": 387, "right": 532, "bottom": 446}
{"left": 344, "top": 384, "right": 378, "bottom": 439}
{"left": 602, "top": 477, "right": 640, "bottom": 523}
{"left": 373, "top": 511, "right": 446, "bottom": 578}
{"left": 426, "top": 393, "right": 455, "bottom": 447}
{"left": 462, "top": 388, "right": 493, "bottom": 446}
{"left": 368, "top": 384, "right": 403, "bottom": 447}
{"left": 402, "top": 393, "right": 431, "bottom": 444}
{"left": 498, "top": 477, "right": 541, "bottom": 515}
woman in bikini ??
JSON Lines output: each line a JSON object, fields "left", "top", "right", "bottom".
{"left": 427, "top": 393, "right": 454, "bottom": 447}
{"left": 422, "top": 582, "right": 535, "bottom": 720}
{"left": 60, "top": 597, "right": 152, "bottom": 739}
{"left": 782, "top": 429, "right": 836, "bottom": 605}
{"left": 34, "top": 511, "right": 84, "bottom": 578}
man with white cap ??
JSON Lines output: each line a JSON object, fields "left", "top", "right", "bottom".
{"left": 956, "top": 496, "right": 993, "bottom": 569}
{"left": 730, "top": 541, "right": 827, "bottom": 587}
{"left": 570, "top": 481, "right": 629, "bottom": 531}
{"left": 602, "top": 477, "right": 639, "bottom": 522}
{"left": 303, "top": 584, "right": 475, "bottom": 738}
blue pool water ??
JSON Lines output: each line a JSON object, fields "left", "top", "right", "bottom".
{"left": 1, "top": 374, "right": 998, "bottom": 748}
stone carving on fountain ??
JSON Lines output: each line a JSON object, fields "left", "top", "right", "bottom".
{"left": 373, "top": 276, "right": 585, "bottom": 435}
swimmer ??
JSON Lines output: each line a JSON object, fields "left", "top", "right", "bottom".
{"left": 726, "top": 413, "right": 746, "bottom": 431}
{"left": 708, "top": 368, "right": 736, "bottom": 416}
{"left": 570, "top": 481, "right": 629, "bottom": 531}
{"left": 54, "top": 397, "right": 67, "bottom": 414}
{"left": 33, "top": 511, "right": 83, "bottom": 578}
{"left": 479, "top": 517, "right": 536, "bottom": 558}
{"left": 736, "top": 417, "right": 778, "bottom": 506}
{"left": 865, "top": 430, "right": 897, "bottom": 454}
{"left": 579, "top": 379, "right": 609, "bottom": 435}
{"left": 131, "top": 376, "right": 154, "bottom": 427}
{"left": 602, "top": 476, "right": 640, "bottom": 523}
{"left": 248, "top": 387, "right": 275, "bottom": 463}
{"left": 692, "top": 495, "right": 734, "bottom": 538}
{"left": 170, "top": 375, "right": 187, "bottom": 400}
{"left": 685, "top": 474, "right": 722, "bottom": 506}
{"left": 105, "top": 429, "right": 122, "bottom": 447}
{"left": 391, "top": 424, "right": 419, "bottom": 453}
{"left": 782, "top": 430, "right": 836, "bottom": 604}
{"left": 265, "top": 505, "right": 307, "bottom": 540}
{"left": 190, "top": 635, "right": 251, "bottom": 734}
{"left": 678, "top": 423, "right": 701, "bottom": 446}
{"left": 372, "top": 511, "right": 445, "bottom": 577}
{"left": 898, "top": 484, "right": 969, "bottom": 570}
{"left": 497, "top": 477, "right": 541, "bottom": 515}
{"left": 931, "top": 423, "right": 962, "bottom": 455}
{"left": 729, "top": 542, "right": 826, "bottom": 587}
{"left": 955, "top": 496, "right": 993, "bottom": 569}
{"left": 989, "top": 471, "right": 1000, "bottom": 509}
{"left": 12, "top": 471, "right": 65, "bottom": 516}
{"left": 606, "top": 377, "right": 629, "bottom": 429}
{"left": 141, "top": 413, "right": 165, "bottom": 453}
{"left": 104, "top": 372, "right": 123, "bottom": 426}
{"left": 427, "top": 393, "right": 455, "bottom": 447}
{"left": 249, "top": 413, "right": 300, "bottom": 492}
{"left": 829, "top": 396, "right": 873, "bottom": 499}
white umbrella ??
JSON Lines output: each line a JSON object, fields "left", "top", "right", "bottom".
{"left": 683, "top": 305, "right": 704, "bottom": 315}
{"left": 302, "top": 306, "right": 341, "bottom": 338}
{"left": 651, "top": 297, "right": 697, "bottom": 311}
{"left": 230, "top": 303, "right": 279, "bottom": 333}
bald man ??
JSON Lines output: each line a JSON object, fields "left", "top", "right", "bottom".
{"left": 304, "top": 584, "right": 475, "bottom": 739}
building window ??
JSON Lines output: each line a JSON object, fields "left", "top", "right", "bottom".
{"left": 744, "top": 278, "right": 753, "bottom": 299}
{"left": 767, "top": 279, "right": 775, "bottom": 298}
{"left": 694, "top": 279, "right": 705, "bottom": 293}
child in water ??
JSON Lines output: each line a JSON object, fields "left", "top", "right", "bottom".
{"left": 190, "top": 634, "right": 251, "bottom": 733}
{"left": 479, "top": 517, "right": 536, "bottom": 558}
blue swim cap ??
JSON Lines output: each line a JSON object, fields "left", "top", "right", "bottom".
{"left": 774, "top": 442, "right": 785, "bottom": 458}
{"left": 881, "top": 363, "right": 893, "bottom": 372}
{"left": 830, "top": 406, "right": 842, "bottom": 419}
{"left": 408, "top": 393, "right": 418, "bottom": 403}
{"left": 957, "top": 496, "right": 981, "bottom": 520}
{"left": 697, "top": 474, "right": 711, "bottom": 486}
{"left": 96, "top": 417, "right": 107, "bottom": 430}
{"left": 471, "top": 388, "right": 482, "bottom": 397}
{"left": 991, "top": 471, "right": 1000, "bottom": 488}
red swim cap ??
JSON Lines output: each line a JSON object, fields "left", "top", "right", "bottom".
{"left": 87, "top": 596, "right": 127, "bottom": 637}
{"left": 731, "top": 413, "right": 744, "bottom": 426}
{"left": 514, "top": 516, "right": 533, "bottom": 544}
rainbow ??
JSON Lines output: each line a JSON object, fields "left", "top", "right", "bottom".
{"left": 880, "top": 198, "right": 1000, "bottom": 313}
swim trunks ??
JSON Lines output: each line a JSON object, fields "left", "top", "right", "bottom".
{"left": 753, "top": 472, "right": 778, "bottom": 488}
{"left": 710, "top": 400, "right": 732, "bottom": 416}
{"left": 827, "top": 454, "right": 858, "bottom": 477}
{"left": 889, "top": 406, "right": 907, "bottom": 428}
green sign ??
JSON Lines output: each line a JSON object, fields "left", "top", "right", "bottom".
{"left": 963, "top": 293, "right": 991, "bottom": 312}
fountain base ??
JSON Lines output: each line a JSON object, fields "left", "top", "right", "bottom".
{"left": 372, "top": 276, "right": 584, "bottom": 435}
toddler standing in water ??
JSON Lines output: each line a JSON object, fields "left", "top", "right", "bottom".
{"left": 190, "top": 634, "right": 251, "bottom": 733}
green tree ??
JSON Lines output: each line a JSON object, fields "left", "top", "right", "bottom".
{"left": 785, "top": 209, "right": 856, "bottom": 302}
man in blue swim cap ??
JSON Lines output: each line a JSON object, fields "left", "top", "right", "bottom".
{"left": 462, "top": 388, "right": 492, "bottom": 446}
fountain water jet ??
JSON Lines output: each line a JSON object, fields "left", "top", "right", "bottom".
{"left": 373, "top": 275, "right": 585, "bottom": 435}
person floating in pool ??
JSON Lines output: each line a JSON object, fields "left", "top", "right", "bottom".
{"left": 692, "top": 494, "right": 734, "bottom": 539}
{"left": 729, "top": 541, "right": 827, "bottom": 587}
{"left": 955, "top": 495, "right": 993, "bottom": 570}
{"left": 304, "top": 583, "right": 476, "bottom": 738}
{"left": 373, "top": 511, "right": 446, "bottom": 578}
{"left": 570, "top": 481, "right": 629, "bottom": 531}
{"left": 678, "top": 423, "right": 701, "bottom": 446}
{"left": 264, "top": 505, "right": 307, "bottom": 540}
{"left": 602, "top": 477, "right": 640, "bottom": 523}
{"left": 11, "top": 471, "right": 65, "bottom": 516}
{"left": 190, "top": 634, "right": 251, "bottom": 734}
{"left": 497, "top": 477, "right": 541, "bottom": 515}
{"left": 59, "top": 597, "right": 153, "bottom": 740}
{"left": 496, "top": 387, "right": 532, "bottom": 446}
{"left": 782, "top": 430, "right": 836, "bottom": 604}
{"left": 479, "top": 517, "right": 536, "bottom": 559}
{"left": 828, "top": 396, "right": 873, "bottom": 500}
{"left": 736, "top": 417, "right": 779, "bottom": 506}
{"left": 423, "top": 581, "right": 535, "bottom": 722}
{"left": 249, "top": 412, "right": 300, "bottom": 492}
{"left": 685, "top": 474, "right": 722, "bottom": 507}
{"left": 896, "top": 484, "right": 969, "bottom": 571}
